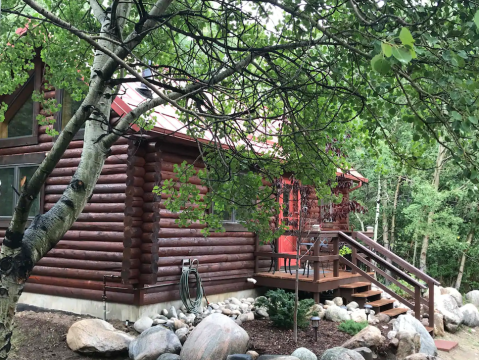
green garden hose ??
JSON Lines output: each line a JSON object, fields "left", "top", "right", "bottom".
{"left": 180, "top": 259, "right": 208, "bottom": 314}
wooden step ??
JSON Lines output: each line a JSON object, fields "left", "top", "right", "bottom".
{"left": 380, "top": 308, "right": 408, "bottom": 317}
{"left": 365, "top": 299, "right": 396, "bottom": 307}
{"left": 352, "top": 290, "right": 382, "bottom": 298}
{"left": 340, "top": 282, "right": 371, "bottom": 289}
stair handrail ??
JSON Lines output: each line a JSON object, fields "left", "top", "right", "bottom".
{"left": 354, "top": 231, "right": 440, "bottom": 286}
{"left": 338, "top": 232, "right": 426, "bottom": 289}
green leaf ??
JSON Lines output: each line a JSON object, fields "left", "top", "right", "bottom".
{"left": 392, "top": 47, "right": 413, "bottom": 64}
{"left": 371, "top": 54, "right": 391, "bottom": 74}
{"left": 381, "top": 43, "right": 393, "bottom": 57}
{"left": 399, "top": 27, "right": 414, "bottom": 46}
{"left": 474, "top": 10, "right": 479, "bottom": 29}
{"left": 451, "top": 111, "right": 462, "bottom": 120}
{"left": 469, "top": 116, "right": 478, "bottom": 124}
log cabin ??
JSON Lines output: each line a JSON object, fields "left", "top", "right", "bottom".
{"left": 0, "top": 53, "right": 439, "bottom": 329}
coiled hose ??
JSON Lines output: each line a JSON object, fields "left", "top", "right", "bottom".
{"left": 179, "top": 259, "right": 208, "bottom": 314}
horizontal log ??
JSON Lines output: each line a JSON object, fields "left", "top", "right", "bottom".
{"left": 157, "top": 228, "right": 254, "bottom": 239}
{"left": 142, "top": 237, "right": 254, "bottom": 248}
{"left": 142, "top": 220, "right": 205, "bottom": 232}
{"left": 46, "top": 248, "right": 138, "bottom": 262}
{"left": 37, "top": 257, "right": 134, "bottom": 271}
{"left": 126, "top": 186, "right": 144, "bottom": 197}
{"left": 24, "top": 283, "right": 135, "bottom": 304}
{"left": 56, "top": 153, "right": 129, "bottom": 168}
{"left": 155, "top": 268, "right": 255, "bottom": 283}
{"left": 156, "top": 253, "right": 254, "bottom": 268}
{"left": 145, "top": 245, "right": 255, "bottom": 262}
{"left": 69, "top": 222, "right": 140, "bottom": 232}
{"left": 76, "top": 213, "right": 125, "bottom": 222}
{"left": 62, "top": 230, "right": 126, "bottom": 242}
{"left": 32, "top": 266, "right": 139, "bottom": 281}
{"left": 28, "top": 276, "right": 133, "bottom": 292}
{"left": 56, "top": 240, "right": 124, "bottom": 252}
{"left": 149, "top": 171, "right": 202, "bottom": 185}
{"left": 143, "top": 181, "right": 208, "bottom": 194}
{"left": 46, "top": 174, "right": 128, "bottom": 186}
{"left": 44, "top": 203, "right": 131, "bottom": 213}
{"left": 39, "top": 133, "right": 53, "bottom": 143}
{"left": 150, "top": 161, "right": 203, "bottom": 173}
{"left": 45, "top": 183, "right": 127, "bottom": 194}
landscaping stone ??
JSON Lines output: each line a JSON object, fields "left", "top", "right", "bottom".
{"left": 332, "top": 297, "right": 343, "bottom": 306}
{"left": 350, "top": 310, "right": 367, "bottom": 323}
{"left": 255, "top": 309, "right": 269, "bottom": 319}
{"left": 257, "top": 356, "right": 300, "bottom": 360}
{"left": 352, "top": 347, "right": 372, "bottom": 360}
{"left": 445, "top": 323, "right": 459, "bottom": 333}
{"left": 387, "top": 330, "right": 397, "bottom": 340}
{"left": 180, "top": 314, "right": 248, "bottom": 360}
{"left": 435, "top": 294, "right": 463, "bottom": 328}
{"left": 346, "top": 302, "right": 359, "bottom": 311}
{"left": 320, "top": 347, "right": 365, "bottom": 360}
{"left": 341, "top": 325, "right": 384, "bottom": 349}
{"left": 230, "top": 297, "right": 242, "bottom": 306}
{"left": 168, "top": 306, "right": 178, "bottom": 319}
{"left": 404, "top": 354, "right": 442, "bottom": 360}
{"left": 175, "top": 327, "right": 188, "bottom": 344}
{"left": 434, "top": 313, "right": 445, "bottom": 337}
{"left": 247, "top": 350, "right": 260, "bottom": 359}
{"left": 157, "top": 354, "right": 181, "bottom": 360}
{"left": 134, "top": 316, "right": 154, "bottom": 333}
{"left": 376, "top": 313, "right": 390, "bottom": 323}
{"left": 325, "top": 300, "right": 334, "bottom": 306}
{"left": 465, "top": 290, "right": 479, "bottom": 307}
{"left": 396, "top": 331, "right": 420, "bottom": 360}
{"left": 66, "top": 319, "right": 134, "bottom": 355}
{"left": 223, "top": 309, "right": 233, "bottom": 316}
{"left": 226, "top": 355, "right": 253, "bottom": 360}
{"left": 291, "top": 347, "right": 317, "bottom": 360}
{"left": 129, "top": 326, "right": 181, "bottom": 360}
{"left": 424, "top": 286, "right": 442, "bottom": 301}
{"left": 325, "top": 305, "right": 350, "bottom": 322}
{"left": 440, "top": 287, "right": 462, "bottom": 307}
{"left": 393, "top": 315, "right": 437, "bottom": 356}
{"left": 460, "top": 303, "right": 479, "bottom": 327}
{"left": 239, "top": 312, "right": 255, "bottom": 322}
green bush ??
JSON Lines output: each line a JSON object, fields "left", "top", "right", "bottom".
{"left": 255, "top": 289, "right": 315, "bottom": 329}
{"left": 387, "top": 278, "right": 414, "bottom": 299}
{"left": 338, "top": 320, "right": 368, "bottom": 335}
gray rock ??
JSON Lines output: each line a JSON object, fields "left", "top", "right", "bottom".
{"left": 129, "top": 326, "right": 181, "bottom": 360}
{"left": 168, "top": 306, "right": 178, "bottom": 319}
{"left": 445, "top": 323, "right": 459, "bottom": 333}
{"left": 257, "top": 356, "right": 300, "bottom": 360}
{"left": 226, "top": 355, "right": 253, "bottom": 360}
{"left": 460, "top": 303, "right": 479, "bottom": 327}
{"left": 134, "top": 316, "right": 154, "bottom": 333}
{"left": 396, "top": 331, "right": 421, "bottom": 360}
{"left": 230, "top": 297, "right": 242, "bottom": 306}
{"left": 291, "top": 347, "right": 317, "bottom": 360}
{"left": 346, "top": 302, "right": 359, "bottom": 311}
{"left": 320, "top": 347, "right": 365, "bottom": 360}
{"left": 247, "top": 350, "right": 260, "bottom": 359}
{"left": 393, "top": 315, "right": 437, "bottom": 356}
{"left": 223, "top": 308, "right": 233, "bottom": 316}
{"left": 325, "top": 305, "right": 350, "bottom": 322}
{"left": 325, "top": 300, "right": 334, "bottom": 306}
{"left": 153, "top": 318, "right": 168, "bottom": 326}
{"left": 434, "top": 313, "right": 445, "bottom": 337}
{"left": 162, "top": 309, "right": 169, "bottom": 317}
{"left": 157, "top": 354, "right": 181, "bottom": 360}
{"left": 350, "top": 310, "right": 367, "bottom": 323}
{"left": 333, "top": 297, "right": 344, "bottom": 306}
{"left": 175, "top": 327, "right": 188, "bottom": 344}
{"left": 66, "top": 319, "right": 134, "bottom": 355}
{"left": 180, "top": 314, "right": 249, "bottom": 360}
{"left": 424, "top": 286, "right": 442, "bottom": 301}
{"left": 387, "top": 330, "right": 397, "bottom": 340}
{"left": 440, "top": 287, "right": 462, "bottom": 307}
{"left": 404, "top": 354, "right": 442, "bottom": 360}
{"left": 435, "top": 294, "right": 463, "bottom": 327}
{"left": 255, "top": 308, "right": 269, "bottom": 319}
{"left": 465, "top": 290, "right": 479, "bottom": 307}
{"left": 352, "top": 348, "right": 372, "bottom": 360}
{"left": 341, "top": 325, "right": 384, "bottom": 349}
{"left": 227, "top": 304, "right": 240, "bottom": 311}
{"left": 376, "top": 313, "right": 390, "bottom": 323}
{"left": 239, "top": 312, "right": 255, "bottom": 322}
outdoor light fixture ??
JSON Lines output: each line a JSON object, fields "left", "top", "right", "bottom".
{"left": 310, "top": 316, "right": 320, "bottom": 342}
{"left": 364, "top": 304, "right": 373, "bottom": 321}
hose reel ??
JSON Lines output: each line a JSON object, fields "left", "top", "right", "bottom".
{"left": 180, "top": 259, "right": 208, "bottom": 314}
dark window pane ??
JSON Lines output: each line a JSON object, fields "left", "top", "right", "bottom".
{"left": 0, "top": 168, "right": 15, "bottom": 216}
{"left": 8, "top": 97, "right": 33, "bottom": 138}
{"left": 19, "top": 166, "right": 40, "bottom": 216}
{"left": 62, "top": 92, "right": 83, "bottom": 130}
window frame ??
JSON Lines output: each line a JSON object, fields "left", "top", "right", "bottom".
{"left": 0, "top": 153, "right": 45, "bottom": 227}
{"left": 55, "top": 89, "right": 85, "bottom": 140}
{"left": 0, "top": 57, "right": 42, "bottom": 149}
{"left": 211, "top": 204, "right": 248, "bottom": 232}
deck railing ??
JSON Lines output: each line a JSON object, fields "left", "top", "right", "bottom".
{"left": 253, "top": 230, "right": 440, "bottom": 328}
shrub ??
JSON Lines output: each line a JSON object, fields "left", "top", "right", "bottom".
{"left": 255, "top": 289, "right": 315, "bottom": 329}
{"left": 387, "top": 278, "right": 414, "bottom": 299}
{"left": 338, "top": 320, "right": 368, "bottom": 335}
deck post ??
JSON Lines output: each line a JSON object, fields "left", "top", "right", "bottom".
{"left": 254, "top": 234, "right": 260, "bottom": 274}
{"left": 428, "top": 280, "right": 435, "bottom": 328}
{"left": 414, "top": 285, "right": 421, "bottom": 321}
{"left": 351, "top": 247, "right": 357, "bottom": 274}
{"left": 333, "top": 235, "right": 339, "bottom": 277}
{"left": 314, "top": 292, "right": 320, "bottom": 303}
{"left": 313, "top": 236, "right": 320, "bottom": 282}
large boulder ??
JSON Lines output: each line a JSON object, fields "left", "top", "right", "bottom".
{"left": 393, "top": 315, "right": 437, "bottom": 356}
{"left": 440, "top": 287, "right": 462, "bottom": 307}
{"left": 66, "top": 319, "right": 134, "bottom": 355}
{"left": 180, "top": 314, "right": 249, "bottom": 360}
{"left": 424, "top": 286, "right": 442, "bottom": 301}
{"left": 465, "top": 290, "right": 479, "bottom": 307}
{"left": 460, "top": 303, "right": 479, "bottom": 327}
{"left": 129, "top": 326, "right": 182, "bottom": 360}
{"left": 435, "top": 294, "right": 463, "bottom": 328}
{"left": 325, "top": 305, "right": 350, "bottom": 322}
{"left": 320, "top": 347, "right": 365, "bottom": 360}
{"left": 291, "top": 347, "right": 317, "bottom": 360}
{"left": 350, "top": 310, "right": 367, "bottom": 323}
{"left": 134, "top": 316, "right": 154, "bottom": 333}
{"left": 396, "top": 331, "right": 421, "bottom": 360}
{"left": 346, "top": 302, "right": 359, "bottom": 311}
{"left": 341, "top": 326, "right": 384, "bottom": 349}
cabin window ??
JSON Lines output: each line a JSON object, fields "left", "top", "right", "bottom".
{"left": 56, "top": 90, "right": 84, "bottom": 137}
{"left": 220, "top": 208, "right": 245, "bottom": 223}
{"left": 0, "top": 164, "right": 40, "bottom": 217}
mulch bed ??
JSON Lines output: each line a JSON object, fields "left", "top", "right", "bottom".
{"left": 241, "top": 319, "right": 352, "bottom": 357}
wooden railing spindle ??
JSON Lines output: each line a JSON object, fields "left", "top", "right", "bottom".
{"left": 333, "top": 236, "right": 339, "bottom": 277}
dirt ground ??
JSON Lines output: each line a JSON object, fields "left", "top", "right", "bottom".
{"left": 10, "top": 310, "right": 131, "bottom": 360}
{"left": 436, "top": 327, "right": 479, "bottom": 360}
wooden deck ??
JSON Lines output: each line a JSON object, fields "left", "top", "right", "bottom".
{"left": 254, "top": 269, "right": 373, "bottom": 297}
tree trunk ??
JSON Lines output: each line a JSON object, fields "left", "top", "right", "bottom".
{"left": 455, "top": 217, "right": 477, "bottom": 290}
{"left": 382, "top": 178, "right": 389, "bottom": 250}
{"left": 412, "top": 233, "right": 418, "bottom": 267}
{"left": 390, "top": 176, "right": 402, "bottom": 252}
{"left": 354, "top": 212, "right": 365, "bottom": 231}
{"left": 373, "top": 174, "right": 381, "bottom": 242}
{"left": 420, "top": 144, "right": 446, "bottom": 272}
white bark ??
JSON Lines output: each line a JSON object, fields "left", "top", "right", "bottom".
{"left": 373, "top": 174, "right": 381, "bottom": 242}
{"left": 455, "top": 217, "right": 477, "bottom": 290}
{"left": 390, "top": 176, "right": 402, "bottom": 251}
{"left": 354, "top": 212, "right": 365, "bottom": 231}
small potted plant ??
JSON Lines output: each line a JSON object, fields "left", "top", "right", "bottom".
{"left": 339, "top": 245, "right": 352, "bottom": 271}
